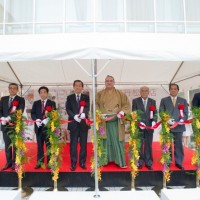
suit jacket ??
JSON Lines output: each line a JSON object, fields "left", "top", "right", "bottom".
{"left": 192, "top": 92, "right": 200, "bottom": 107}
{"left": 159, "top": 96, "right": 188, "bottom": 132}
{"left": 31, "top": 99, "right": 56, "bottom": 133}
{"left": 0, "top": 95, "right": 25, "bottom": 131}
{"left": 66, "top": 93, "right": 90, "bottom": 131}
{"left": 132, "top": 97, "right": 157, "bottom": 132}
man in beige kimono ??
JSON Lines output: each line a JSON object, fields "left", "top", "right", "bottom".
{"left": 96, "top": 75, "right": 131, "bottom": 168}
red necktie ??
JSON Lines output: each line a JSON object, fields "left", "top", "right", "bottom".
{"left": 41, "top": 100, "right": 45, "bottom": 114}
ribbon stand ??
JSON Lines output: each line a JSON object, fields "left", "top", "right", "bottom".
{"left": 163, "top": 175, "right": 166, "bottom": 189}
{"left": 92, "top": 59, "right": 100, "bottom": 198}
{"left": 54, "top": 180, "right": 58, "bottom": 191}
{"left": 18, "top": 177, "right": 22, "bottom": 190}
{"left": 131, "top": 177, "right": 135, "bottom": 191}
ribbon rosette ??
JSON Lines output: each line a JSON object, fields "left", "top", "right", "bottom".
{"left": 10, "top": 100, "right": 19, "bottom": 113}
{"left": 44, "top": 106, "right": 52, "bottom": 118}
{"left": 149, "top": 105, "right": 156, "bottom": 119}
{"left": 178, "top": 104, "right": 184, "bottom": 118}
{"left": 79, "top": 101, "right": 86, "bottom": 114}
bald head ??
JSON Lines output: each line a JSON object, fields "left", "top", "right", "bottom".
{"left": 140, "top": 86, "right": 149, "bottom": 100}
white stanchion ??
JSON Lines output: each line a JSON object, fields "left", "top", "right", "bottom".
{"left": 161, "top": 188, "right": 200, "bottom": 200}
{"left": 0, "top": 129, "right": 5, "bottom": 149}
{"left": 0, "top": 190, "right": 21, "bottom": 200}
{"left": 29, "top": 191, "right": 159, "bottom": 200}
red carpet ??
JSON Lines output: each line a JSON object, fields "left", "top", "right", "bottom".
{"left": 0, "top": 142, "right": 196, "bottom": 172}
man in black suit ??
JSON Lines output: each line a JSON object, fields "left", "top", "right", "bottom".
{"left": 0, "top": 83, "right": 25, "bottom": 170}
{"left": 66, "top": 80, "right": 90, "bottom": 171}
{"left": 192, "top": 92, "right": 200, "bottom": 107}
{"left": 159, "top": 83, "right": 188, "bottom": 170}
{"left": 31, "top": 86, "right": 56, "bottom": 169}
{"left": 132, "top": 86, "right": 157, "bottom": 170}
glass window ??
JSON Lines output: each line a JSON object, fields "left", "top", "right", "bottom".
{"left": 96, "top": 23, "right": 124, "bottom": 32}
{"left": 96, "top": 0, "right": 124, "bottom": 21}
{"left": 35, "top": 24, "right": 63, "bottom": 34}
{"left": 0, "top": 0, "right": 4, "bottom": 23}
{"left": 0, "top": 24, "right": 2, "bottom": 34}
{"left": 187, "top": 23, "right": 200, "bottom": 33}
{"left": 66, "top": 23, "right": 93, "bottom": 32}
{"left": 157, "top": 22, "right": 185, "bottom": 33}
{"left": 5, "top": 24, "right": 33, "bottom": 34}
{"left": 156, "top": 0, "right": 184, "bottom": 21}
{"left": 127, "top": 22, "right": 155, "bottom": 32}
{"left": 126, "top": 0, "right": 154, "bottom": 21}
{"left": 35, "top": 0, "right": 63, "bottom": 22}
{"left": 185, "top": 0, "right": 200, "bottom": 21}
{"left": 5, "top": 0, "right": 33, "bottom": 22}
{"left": 66, "top": 0, "right": 93, "bottom": 21}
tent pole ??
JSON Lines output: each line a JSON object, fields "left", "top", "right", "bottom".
{"left": 170, "top": 61, "right": 184, "bottom": 83}
{"left": 92, "top": 59, "right": 100, "bottom": 198}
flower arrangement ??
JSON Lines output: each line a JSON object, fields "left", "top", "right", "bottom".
{"left": 191, "top": 107, "right": 200, "bottom": 180}
{"left": 46, "top": 109, "right": 64, "bottom": 182}
{"left": 159, "top": 112, "right": 172, "bottom": 183}
{"left": 8, "top": 109, "right": 27, "bottom": 180}
{"left": 90, "top": 110, "right": 107, "bottom": 181}
{"left": 126, "top": 111, "right": 141, "bottom": 179}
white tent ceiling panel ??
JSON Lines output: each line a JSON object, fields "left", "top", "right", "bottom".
{"left": 9, "top": 61, "right": 67, "bottom": 85}
{"left": 173, "top": 62, "right": 200, "bottom": 82}
{"left": 0, "top": 62, "right": 19, "bottom": 84}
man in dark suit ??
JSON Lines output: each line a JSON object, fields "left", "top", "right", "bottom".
{"left": 31, "top": 86, "right": 56, "bottom": 169}
{"left": 66, "top": 80, "right": 90, "bottom": 171}
{"left": 159, "top": 83, "right": 188, "bottom": 170}
{"left": 132, "top": 86, "right": 157, "bottom": 170}
{"left": 192, "top": 92, "right": 200, "bottom": 107}
{"left": 0, "top": 83, "right": 25, "bottom": 170}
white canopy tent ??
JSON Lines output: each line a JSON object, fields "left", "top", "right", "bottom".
{"left": 0, "top": 33, "right": 200, "bottom": 91}
{"left": 0, "top": 32, "right": 200, "bottom": 194}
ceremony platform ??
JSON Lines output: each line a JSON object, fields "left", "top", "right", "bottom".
{"left": 0, "top": 142, "right": 197, "bottom": 190}
{"left": 29, "top": 190, "right": 160, "bottom": 200}
{"left": 161, "top": 188, "right": 200, "bottom": 200}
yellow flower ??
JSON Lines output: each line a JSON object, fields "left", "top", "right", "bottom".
{"left": 197, "top": 169, "right": 200, "bottom": 180}
{"left": 131, "top": 111, "right": 138, "bottom": 121}
{"left": 164, "top": 171, "right": 170, "bottom": 182}
{"left": 191, "top": 153, "right": 197, "bottom": 165}
{"left": 15, "top": 125, "right": 20, "bottom": 133}
{"left": 196, "top": 119, "right": 200, "bottom": 129}
{"left": 160, "top": 158, "right": 164, "bottom": 164}
{"left": 51, "top": 122, "right": 55, "bottom": 132}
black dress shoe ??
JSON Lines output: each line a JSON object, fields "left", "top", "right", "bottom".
{"left": 70, "top": 163, "right": 76, "bottom": 171}
{"left": 138, "top": 164, "right": 143, "bottom": 169}
{"left": 34, "top": 164, "right": 41, "bottom": 169}
{"left": 175, "top": 164, "right": 184, "bottom": 170}
{"left": 11, "top": 164, "right": 15, "bottom": 170}
{"left": 146, "top": 165, "right": 153, "bottom": 170}
{"left": 80, "top": 163, "right": 86, "bottom": 169}
{"left": 1, "top": 163, "right": 12, "bottom": 171}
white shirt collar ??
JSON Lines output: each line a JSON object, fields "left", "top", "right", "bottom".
{"left": 10, "top": 95, "right": 16, "bottom": 99}
{"left": 142, "top": 98, "right": 148, "bottom": 102}
{"left": 171, "top": 96, "right": 177, "bottom": 100}
{"left": 75, "top": 93, "right": 81, "bottom": 97}
{"left": 41, "top": 99, "right": 47, "bottom": 104}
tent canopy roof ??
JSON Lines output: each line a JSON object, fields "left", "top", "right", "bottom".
{"left": 0, "top": 33, "right": 200, "bottom": 90}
